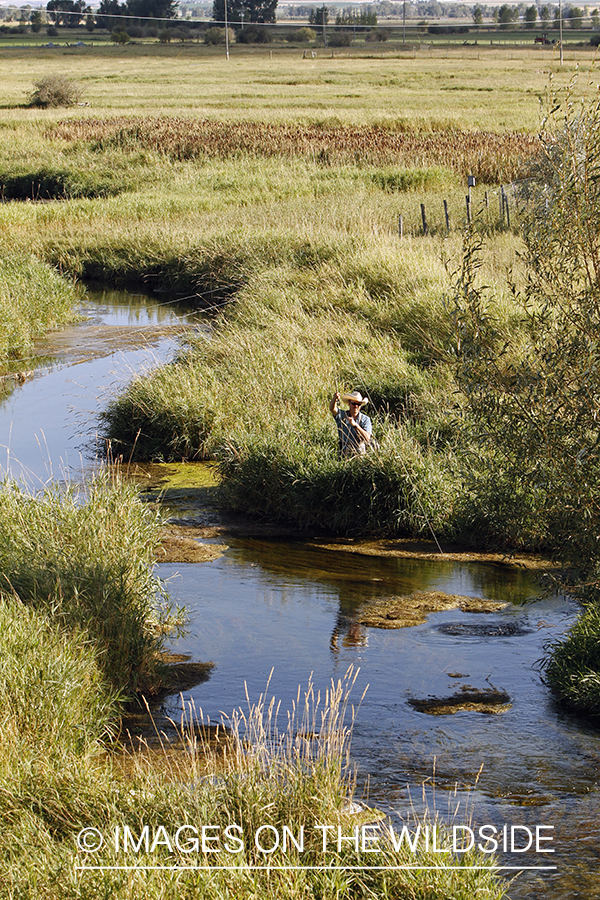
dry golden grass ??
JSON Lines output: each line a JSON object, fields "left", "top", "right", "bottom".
{"left": 52, "top": 115, "right": 540, "bottom": 181}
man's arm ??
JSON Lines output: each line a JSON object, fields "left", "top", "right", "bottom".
{"left": 349, "top": 414, "right": 371, "bottom": 444}
{"left": 330, "top": 391, "right": 340, "bottom": 418}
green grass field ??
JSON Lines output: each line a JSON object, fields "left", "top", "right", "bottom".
{"left": 0, "top": 37, "right": 597, "bottom": 126}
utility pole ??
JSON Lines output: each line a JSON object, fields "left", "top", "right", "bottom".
{"left": 403, "top": 0, "right": 406, "bottom": 45}
{"left": 224, "top": 0, "right": 229, "bottom": 59}
{"left": 322, "top": 5, "right": 327, "bottom": 48}
{"left": 559, "top": 0, "right": 563, "bottom": 64}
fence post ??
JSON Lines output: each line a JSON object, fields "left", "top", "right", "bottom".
{"left": 398, "top": 214, "right": 403, "bottom": 238}
{"left": 443, "top": 199, "right": 450, "bottom": 232}
{"left": 466, "top": 194, "right": 471, "bottom": 224}
{"left": 421, "top": 203, "right": 428, "bottom": 235}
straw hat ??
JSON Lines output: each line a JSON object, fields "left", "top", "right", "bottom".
{"left": 341, "top": 390, "right": 369, "bottom": 407}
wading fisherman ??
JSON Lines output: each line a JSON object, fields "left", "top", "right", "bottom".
{"left": 330, "top": 390, "right": 373, "bottom": 458}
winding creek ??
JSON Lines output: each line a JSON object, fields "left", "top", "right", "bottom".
{"left": 2, "top": 288, "right": 600, "bottom": 900}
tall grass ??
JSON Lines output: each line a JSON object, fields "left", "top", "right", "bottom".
{"left": 0, "top": 474, "right": 178, "bottom": 695}
{"left": 0, "top": 663, "right": 505, "bottom": 899}
{"left": 0, "top": 254, "right": 76, "bottom": 361}
{"left": 50, "top": 116, "right": 539, "bottom": 182}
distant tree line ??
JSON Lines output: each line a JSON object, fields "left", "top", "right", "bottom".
{"left": 211, "top": 0, "right": 277, "bottom": 25}
{"left": 44, "top": 0, "right": 178, "bottom": 27}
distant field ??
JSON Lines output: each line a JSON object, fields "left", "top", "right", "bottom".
{"left": 1, "top": 39, "right": 597, "bottom": 129}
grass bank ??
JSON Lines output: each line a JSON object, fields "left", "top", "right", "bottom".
{"left": 0, "top": 474, "right": 176, "bottom": 695}
{"left": 0, "top": 254, "right": 77, "bottom": 364}
{"left": 0, "top": 637, "right": 505, "bottom": 899}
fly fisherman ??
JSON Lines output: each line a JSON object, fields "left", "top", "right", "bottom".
{"left": 330, "top": 390, "right": 372, "bottom": 458}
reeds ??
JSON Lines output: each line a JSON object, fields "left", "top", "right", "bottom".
{"left": 51, "top": 115, "right": 539, "bottom": 182}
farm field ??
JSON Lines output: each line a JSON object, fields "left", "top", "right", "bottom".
{"left": 0, "top": 41, "right": 596, "bottom": 126}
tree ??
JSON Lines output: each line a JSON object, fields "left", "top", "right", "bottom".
{"left": 308, "top": 4, "right": 328, "bottom": 26}
{"left": 126, "top": 0, "right": 178, "bottom": 18}
{"left": 497, "top": 3, "right": 514, "bottom": 28}
{"left": 30, "top": 9, "right": 43, "bottom": 30}
{"left": 568, "top": 6, "right": 583, "bottom": 27}
{"left": 472, "top": 4, "right": 483, "bottom": 28}
{"left": 540, "top": 4, "right": 551, "bottom": 21}
{"left": 451, "top": 84, "right": 600, "bottom": 589}
{"left": 98, "top": 0, "right": 177, "bottom": 27}
{"left": 524, "top": 4, "right": 537, "bottom": 27}
{"left": 212, "top": 0, "right": 276, "bottom": 24}
{"left": 46, "top": 0, "right": 88, "bottom": 27}
{"left": 97, "top": 0, "right": 126, "bottom": 27}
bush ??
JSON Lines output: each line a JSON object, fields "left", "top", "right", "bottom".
{"left": 238, "top": 24, "right": 271, "bottom": 43}
{"left": 111, "top": 29, "right": 130, "bottom": 43}
{"left": 328, "top": 31, "right": 352, "bottom": 46}
{"left": 451, "top": 82, "right": 600, "bottom": 711}
{"left": 27, "top": 75, "right": 82, "bottom": 108}
{"left": 286, "top": 26, "right": 316, "bottom": 42}
{"left": 204, "top": 25, "right": 235, "bottom": 44}
{"left": 365, "top": 28, "right": 389, "bottom": 41}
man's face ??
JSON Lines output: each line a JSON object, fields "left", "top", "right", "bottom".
{"left": 349, "top": 401, "right": 361, "bottom": 417}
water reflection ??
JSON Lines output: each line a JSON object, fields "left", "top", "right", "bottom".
{"left": 0, "top": 287, "right": 198, "bottom": 484}
{"left": 162, "top": 536, "right": 600, "bottom": 900}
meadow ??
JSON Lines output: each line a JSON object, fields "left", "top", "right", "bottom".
{"left": 0, "top": 39, "right": 599, "bottom": 897}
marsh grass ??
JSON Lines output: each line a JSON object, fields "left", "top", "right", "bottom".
{"left": 541, "top": 606, "right": 600, "bottom": 714}
{"left": 0, "top": 474, "right": 179, "bottom": 695}
{"left": 50, "top": 115, "right": 539, "bottom": 182}
{"left": 98, "top": 226, "right": 521, "bottom": 541}
{"left": 0, "top": 254, "right": 76, "bottom": 361}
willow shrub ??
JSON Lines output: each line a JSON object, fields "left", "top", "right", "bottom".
{"left": 451, "top": 81, "right": 600, "bottom": 712}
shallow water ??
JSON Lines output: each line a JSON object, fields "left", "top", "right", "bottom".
{"left": 160, "top": 539, "right": 600, "bottom": 899}
{"left": 3, "top": 288, "right": 600, "bottom": 899}
{"left": 0, "top": 288, "right": 202, "bottom": 483}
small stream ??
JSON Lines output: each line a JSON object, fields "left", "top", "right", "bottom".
{"left": 2, "top": 289, "right": 599, "bottom": 900}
